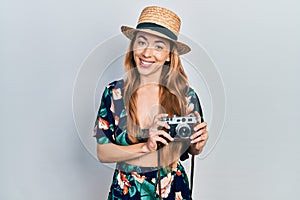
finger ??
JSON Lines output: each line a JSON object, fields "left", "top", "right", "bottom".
{"left": 190, "top": 129, "right": 205, "bottom": 140}
{"left": 191, "top": 136, "right": 207, "bottom": 144}
{"left": 193, "top": 122, "right": 207, "bottom": 132}
{"left": 190, "top": 129, "right": 208, "bottom": 140}
{"left": 154, "top": 135, "right": 169, "bottom": 146}
{"left": 191, "top": 130, "right": 208, "bottom": 144}
{"left": 151, "top": 113, "right": 169, "bottom": 131}
{"left": 189, "top": 131, "right": 201, "bottom": 140}
{"left": 149, "top": 129, "right": 173, "bottom": 142}
{"left": 157, "top": 130, "right": 174, "bottom": 142}
{"left": 156, "top": 121, "right": 170, "bottom": 129}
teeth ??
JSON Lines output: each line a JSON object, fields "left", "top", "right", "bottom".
{"left": 140, "top": 59, "right": 153, "bottom": 66}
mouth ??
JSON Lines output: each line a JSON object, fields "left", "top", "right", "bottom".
{"left": 139, "top": 58, "right": 155, "bottom": 68}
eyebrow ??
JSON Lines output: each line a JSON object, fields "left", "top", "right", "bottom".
{"left": 137, "top": 35, "right": 167, "bottom": 45}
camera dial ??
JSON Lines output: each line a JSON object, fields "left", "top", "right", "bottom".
{"left": 162, "top": 114, "right": 197, "bottom": 140}
{"left": 175, "top": 123, "right": 192, "bottom": 138}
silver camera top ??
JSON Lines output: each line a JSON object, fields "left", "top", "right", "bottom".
{"left": 162, "top": 114, "right": 197, "bottom": 124}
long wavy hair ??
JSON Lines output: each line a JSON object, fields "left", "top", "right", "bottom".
{"left": 123, "top": 33, "right": 190, "bottom": 144}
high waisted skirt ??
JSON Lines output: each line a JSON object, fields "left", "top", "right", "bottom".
{"left": 107, "top": 162, "right": 191, "bottom": 200}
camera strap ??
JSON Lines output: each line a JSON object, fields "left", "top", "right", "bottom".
{"left": 157, "top": 149, "right": 162, "bottom": 200}
{"left": 190, "top": 154, "right": 195, "bottom": 199}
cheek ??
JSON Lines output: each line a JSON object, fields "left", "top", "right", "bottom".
{"left": 133, "top": 50, "right": 140, "bottom": 60}
{"left": 133, "top": 48, "right": 143, "bottom": 58}
{"left": 156, "top": 52, "right": 169, "bottom": 62}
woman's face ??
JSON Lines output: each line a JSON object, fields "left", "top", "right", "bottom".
{"left": 132, "top": 32, "right": 171, "bottom": 80}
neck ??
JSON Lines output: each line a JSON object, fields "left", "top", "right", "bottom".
{"left": 140, "top": 76, "right": 160, "bottom": 86}
{"left": 139, "top": 68, "right": 162, "bottom": 86}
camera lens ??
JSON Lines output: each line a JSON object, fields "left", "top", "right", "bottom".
{"left": 175, "top": 123, "right": 191, "bottom": 138}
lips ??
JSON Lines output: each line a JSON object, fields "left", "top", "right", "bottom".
{"left": 139, "top": 58, "right": 154, "bottom": 68}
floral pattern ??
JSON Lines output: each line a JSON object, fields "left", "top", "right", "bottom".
{"left": 94, "top": 80, "right": 203, "bottom": 199}
{"left": 155, "top": 172, "right": 173, "bottom": 198}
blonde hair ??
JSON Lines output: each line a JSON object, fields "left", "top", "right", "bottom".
{"left": 123, "top": 33, "right": 190, "bottom": 144}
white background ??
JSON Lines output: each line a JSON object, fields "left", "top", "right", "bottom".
{"left": 1, "top": 0, "right": 300, "bottom": 199}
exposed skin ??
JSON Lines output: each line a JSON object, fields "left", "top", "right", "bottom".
{"left": 133, "top": 32, "right": 171, "bottom": 85}
{"left": 97, "top": 32, "right": 208, "bottom": 165}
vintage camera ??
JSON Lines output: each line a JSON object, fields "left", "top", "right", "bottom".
{"left": 162, "top": 114, "right": 198, "bottom": 141}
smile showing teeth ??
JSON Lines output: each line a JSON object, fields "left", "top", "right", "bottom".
{"left": 140, "top": 59, "right": 154, "bottom": 67}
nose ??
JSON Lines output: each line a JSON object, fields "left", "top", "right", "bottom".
{"left": 142, "top": 47, "right": 153, "bottom": 58}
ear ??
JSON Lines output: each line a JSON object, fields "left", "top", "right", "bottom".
{"left": 166, "top": 56, "right": 170, "bottom": 62}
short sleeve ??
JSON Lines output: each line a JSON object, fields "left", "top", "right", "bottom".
{"left": 93, "top": 85, "right": 116, "bottom": 144}
{"left": 180, "top": 88, "right": 204, "bottom": 161}
{"left": 186, "top": 88, "right": 204, "bottom": 122}
{"left": 94, "top": 80, "right": 130, "bottom": 146}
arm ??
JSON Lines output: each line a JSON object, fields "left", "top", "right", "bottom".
{"left": 97, "top": 142, "right": 149, "bottom": 163}
{"left": 189, "top": 113, "right": 208, "bottom": 155}
{"left": 95, "top": 82, "right": 142, "bottom": 163}
{"left": 186, "top": 89, "right": 209, "bottom": 155}
{"left": 95, "top": 83, "right": 173, "bottom": 164}
{"left": 97, "top": 114, "right": 174, "bottom": 165}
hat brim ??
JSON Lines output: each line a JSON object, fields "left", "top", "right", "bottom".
{"left": 121, "top": 25, "right": 191, "bottom": 55}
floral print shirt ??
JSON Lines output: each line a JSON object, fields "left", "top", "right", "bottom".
{"left": 94, "top": 79, "right": 203, "bottom": 199}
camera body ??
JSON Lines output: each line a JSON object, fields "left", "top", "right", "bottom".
{"left": 162, "top": 114, "right": 198, "bottom": 141}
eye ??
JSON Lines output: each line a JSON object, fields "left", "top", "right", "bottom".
{"left": 137, "top": 40, "right": 146, "bottom": 46}
{"left": 155, "top": 45, "right": 164, "bottom": 50}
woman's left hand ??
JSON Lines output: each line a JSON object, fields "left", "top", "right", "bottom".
{"left": 189, "top": 111, "right": 208, "bottom": 155}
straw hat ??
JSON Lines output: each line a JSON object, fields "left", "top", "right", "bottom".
{"left": 121, "top": 6, "right": 191, "bottom": 55}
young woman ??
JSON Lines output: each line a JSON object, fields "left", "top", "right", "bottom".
{"left": 94, "top": 6, "right": 208, "bottom": 199}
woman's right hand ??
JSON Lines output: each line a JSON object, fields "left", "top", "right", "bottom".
{"left": 145, "top": 113, "right": 174, "bottom": 152}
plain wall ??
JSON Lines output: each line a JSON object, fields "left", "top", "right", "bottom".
{"left": 1, "top": 0, "right": 299, "bottom": 199}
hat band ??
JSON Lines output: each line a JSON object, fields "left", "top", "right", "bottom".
{"left": 136, "top": 23, "right": 178, "bottom": 40}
